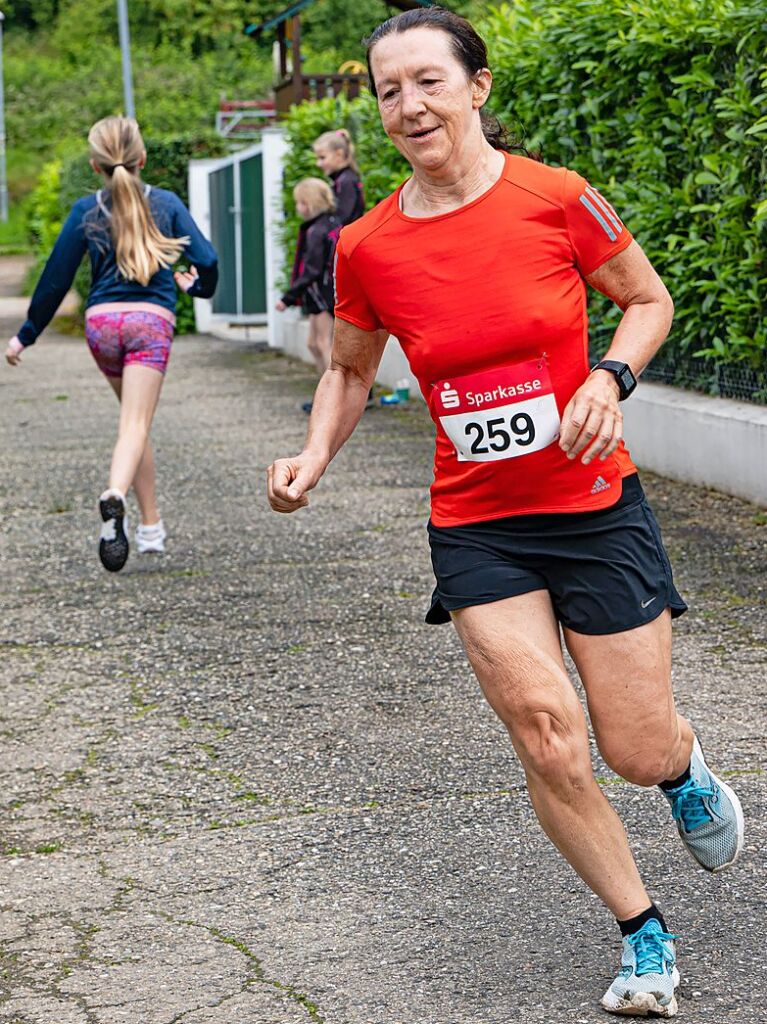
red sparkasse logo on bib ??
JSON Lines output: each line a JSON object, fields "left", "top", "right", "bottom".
{"left": 434, "top": 358, "right": 549, "bottom": 414}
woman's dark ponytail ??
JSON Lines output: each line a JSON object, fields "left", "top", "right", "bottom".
{"left": 480, "top": 113, "right": 513, "bottom": 154}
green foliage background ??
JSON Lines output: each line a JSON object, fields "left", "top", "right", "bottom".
{"left": 4, "top": 0, "right": 271, "bottom": 201}
{"left": 3, "top": 0, "right": 490, "bottom": 198}
{"left": 485, "top": 0, "right": 766, "bottom": 398}
{"left": 8, "top": 0, "right": 765, "bottom": 396}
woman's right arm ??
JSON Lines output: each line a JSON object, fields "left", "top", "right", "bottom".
{"left": 267, "top": 317, "right": 388, "bottom": 512}
{"left": 12, "top": 203, "right": 87, "bottom": 351}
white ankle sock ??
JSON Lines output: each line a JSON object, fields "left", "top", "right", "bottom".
{"left": 138, "top": 520, "right": 164, "bottom": 535}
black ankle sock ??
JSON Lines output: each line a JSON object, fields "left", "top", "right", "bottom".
{"left": 618, "top": 904, "right": 667, "bottom": 937}
{"left": 659, "top": 762, "right": 691, "bottom": 792}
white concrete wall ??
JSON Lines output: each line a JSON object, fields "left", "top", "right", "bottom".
{"left": 189, "top": 132, "right": 288, "bottom": 335}
{"left": 278, "top": 309, "right": 311, "bottom": 362}
{"left": 622, "top": 383, "right": 767, "bottom": 506}
{"left": 262, "top": 127, "right": 290, "bottom": 351}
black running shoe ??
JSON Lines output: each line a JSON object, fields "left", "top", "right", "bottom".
{"left": 98, "top": 491, "right": 129, "bottom": 572}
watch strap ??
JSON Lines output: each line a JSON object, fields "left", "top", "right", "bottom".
{"left": 592, "top": 359, "right": 637, "bottom": 401}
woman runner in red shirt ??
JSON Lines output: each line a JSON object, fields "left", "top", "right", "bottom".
{"left": 268, "top": 9, "right": 743, "bottom": 1017}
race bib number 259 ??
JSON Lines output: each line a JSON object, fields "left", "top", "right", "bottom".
{"left": 432, "top": 358, "right": 560, "bottom": 463}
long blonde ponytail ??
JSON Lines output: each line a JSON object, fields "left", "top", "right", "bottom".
{"left": 88, "top": 116, "right": 188, "bottom": 285}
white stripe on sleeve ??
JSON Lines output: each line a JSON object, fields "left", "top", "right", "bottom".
{"left": 578, "top": 194, "right": 618, "bottom": 241}
{"left": 584, "top": 185, "right": 623, "bottom": 233}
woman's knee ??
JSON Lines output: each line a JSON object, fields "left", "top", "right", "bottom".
{"left": 457, "top": 621, "right": 590, "bottom": 788}
{"left": 513, "top": 708, "right": 588, "bottom": 780}
{"left": 600, "top": 743, "right": 678, "bottom": 787}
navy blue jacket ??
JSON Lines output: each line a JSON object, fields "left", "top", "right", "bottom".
{"left": 18, "top": 186, "right": 218, "bottom": 346}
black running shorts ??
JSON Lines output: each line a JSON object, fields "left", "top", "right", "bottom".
{"left": 426, "top": 473, "right": 687, "bottom": 634}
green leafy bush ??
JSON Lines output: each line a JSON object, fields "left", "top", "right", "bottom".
{"left": 28, "top": 136, "right": 227, "bottom": 334}
{"left": 26, "top": 159, "right": 63, "bottom": 257}
{"left": 484, "top": 0, "right": 766, "bottom": 400}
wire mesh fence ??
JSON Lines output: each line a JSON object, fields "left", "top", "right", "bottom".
{"left": 640, "top": 351, "right": 767, "bottom": 405}
{"left": 590, "top": 317, "right": 767, "bottom": 406}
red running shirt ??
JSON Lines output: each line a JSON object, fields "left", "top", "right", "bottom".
{"left": 334, "top": 152, "right": 637, "bottom": 526}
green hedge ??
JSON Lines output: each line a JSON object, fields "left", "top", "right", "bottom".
{"left": 27, "top": 135, "right": 227, "bottom": 334}
{"left": 283, "top": 7, "right": 766, "bottom": 402}
{"left": 484, "top": 0, "right": 766, "bottom": 401}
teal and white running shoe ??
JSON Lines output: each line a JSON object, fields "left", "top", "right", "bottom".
{"left": 662, "top": 735, "right": 744, "bottom": 872}
{"left": 601, "top": 919, "right": 679, "bottom": 1017}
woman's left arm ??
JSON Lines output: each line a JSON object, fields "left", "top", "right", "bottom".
{"left": 558, "top": 240, "right": 673, "bottom": 465}
{"left": 172, "top": 195, "right": 219, "bottom": 298}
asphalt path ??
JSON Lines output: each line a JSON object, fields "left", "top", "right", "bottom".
{"left": 1, "top": 316, "right": 765, "bottom": 1023}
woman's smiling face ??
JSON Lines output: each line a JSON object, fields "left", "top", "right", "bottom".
{"left": 370, "top": 27, "right": 491, "bottom": 175}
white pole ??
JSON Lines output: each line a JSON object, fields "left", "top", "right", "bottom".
{"left": 0, "top": 12, "right": 8, "bottom": 223}
{"left": 262, "top": 126, "right": 289, "bottom": 349}
{"left": 116, "top": 0, "right": 135, "bottom": 119}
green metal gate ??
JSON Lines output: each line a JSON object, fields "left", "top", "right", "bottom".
{"left": 209, "top": 147, "right": 267, "bottom": 318}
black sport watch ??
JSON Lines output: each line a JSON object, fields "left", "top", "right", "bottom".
{"left": 592, "top": 360, "right": 637, "bottom": 401}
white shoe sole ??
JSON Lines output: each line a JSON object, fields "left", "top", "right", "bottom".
{"left": 696, "top": 737, "right": 745, "bottom": 872}
{"left": 601, "top": 968, "right": 680, "bottom": 1018}
{"left": 136, "top": 540, "right": 165, "bottom": 554}
{"left": 708, "top": 772, "right": 745, "bottom": 872}
{"left": 601, "top": 991, "right": 678, "bottom": 1017}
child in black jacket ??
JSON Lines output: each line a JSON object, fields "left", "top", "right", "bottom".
{"left": 313, "top": 129, "right": 365, "bottom": 226}
{"left": 311, "top": 130, "right": 375, "bottom": 410}
{"left": 276, "top": 178, "right": 340, "bottom": 395}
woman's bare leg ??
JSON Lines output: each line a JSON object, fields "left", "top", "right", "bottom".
{"left": 313, "top": 311, "right": 334, "bottom": 372}
{"left": 306, "top": 316, "right": 326, "bottom": 374}
{"left": 452, "top": 591, "right": 652, "bottom": 920}
{"left": 105, "top": 374, "right": 159, "bottom": 523}
{"left": 131, "top": 441, "right": 160, "bottom": 525}
{"left": 564, "top": 612, "right": 694, "bottom": 786}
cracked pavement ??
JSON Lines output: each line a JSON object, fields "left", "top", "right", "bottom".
{"left": 1, "top": 299, "right": 765, "bottom": 1022}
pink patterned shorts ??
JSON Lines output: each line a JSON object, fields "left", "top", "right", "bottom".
{"left": 85, "top": 311, "right": 174, "bottom": 378}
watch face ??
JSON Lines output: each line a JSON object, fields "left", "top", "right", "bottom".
{"left": 620, "top": 368, "right": 634, "bottom": 388}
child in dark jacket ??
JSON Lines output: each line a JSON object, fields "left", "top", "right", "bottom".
{"left": 313, "top": 129, "right": 364, "bottom": 226}
{"left": 276, "top": 178, "right": 339, "bottom": 393}
{"left": 311, "top": 130, "right": 375, "bottom": 409}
